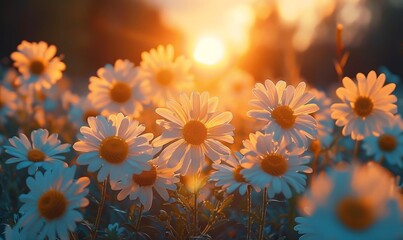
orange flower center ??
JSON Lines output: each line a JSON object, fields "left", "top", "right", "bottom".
{"left": 156, "top": 69, "right": 174, "bottom": 86}
{"left": 336, "top": 197, "right": 374, "bottom": 231}
{"left": 378, "top": 134, "right": 397, "bottom": 152}
{"left": 38, "top": 190, "right": 67, "bottom": 220}
{"left": 82, "top": 109, "right": 99, "bottom": 122}
{"left": 182, "top": 120, "right": 208, "bottom": 145}
{"left": 109, "top": 82, "right": 131, "bottom": 103}
{"left": 260, "top": 153, "right": 288, "bottom": 176}
{"left": 27, "top": 149, "right": 46, "bottom": 162}
{"left": 99, "top": 136, "right": 128, "bottom": 164}
{"left": 354, "top": 97, "right": 373, "bottom": 117}
{"left": 132, "top": 165, "right": 157, "bottom": 186}
{"left": 271, "top": 105, "right": 296, "bottom": 129}
{"left": 233, "top": 166, "right": 246, "bottom": 182}
{"left": 29, "top": 59, "right": 46, "bottom": 75}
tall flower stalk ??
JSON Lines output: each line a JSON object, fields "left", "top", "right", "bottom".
{"left": 193, "top": 173, "right": 199, "bottom": 236}
{"left": 259, "top": 188, "right": 268, "bottom": 240}
{"left": 136, "top": 204, "right": 144, "bottom": 230}
{"left": 247, "top": 185, "right": 252, "bottom": 240}
{"left": 91, "top": 178, "right": 108, "bottom": 240}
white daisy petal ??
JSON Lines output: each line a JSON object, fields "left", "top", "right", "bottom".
{"left": 74, "top": 113, "right": 154, "bottom": 182}
{"left": 249, "top": 79, "right": 318, "bottom": 148}
{"left": 154, "top": 91, "right": 234, "bottom": 175}
{"left": 331, "top": 71, "right": 397, "bottom": 140}
{"left": 17, "top": 166, "right": 89, "bottom": 239}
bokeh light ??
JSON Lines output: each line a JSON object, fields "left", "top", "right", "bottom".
{"left": 193, "top": 36, "right": 225, "bottom": 66}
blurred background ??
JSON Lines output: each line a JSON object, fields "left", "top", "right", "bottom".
{"left": 1, "top": 0, "right": 403, "bottom": 89}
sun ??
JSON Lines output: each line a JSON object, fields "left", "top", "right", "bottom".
{"left": 193, "top": 36, "right": 225, "bottom": 66}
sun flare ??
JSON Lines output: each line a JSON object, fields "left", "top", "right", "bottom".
{"left": 193, "top": 36, "right": 225, "bottom": 66}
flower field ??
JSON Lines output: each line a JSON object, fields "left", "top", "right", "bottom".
{"left": 0, "top": 1, "right": 403, "bottom": 240}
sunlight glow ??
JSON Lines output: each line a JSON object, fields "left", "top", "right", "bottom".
{"left": 193, "top": 36, "right": 225, "bottom": 66}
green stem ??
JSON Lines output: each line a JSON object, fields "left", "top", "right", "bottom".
{"left": 136, "top": 204, "right": 144, "bottom": 230}
{"left": 91, "top": 178, "right": 108, "bottom": 240}
{"left": 193, "top": 173, "right": 199, "bottom": 236}
{"left": 201, "top": 196, "right": 222, "bottom": 235}
{"left": 247, "top": 185, "right": 252, "bottom": 240}
{"left": 259, "top": 188, "right": 268, "bottom": 240}
{"left": 353, "top": 140, "right": 360, "bottom": 162}
{"left": 69, "top": 231, "right": 78, "bottom": 240}
{"left": 312, "top": 153, "right": 319, "bottom": 174}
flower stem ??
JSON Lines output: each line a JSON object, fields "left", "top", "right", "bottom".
{"left": 69, "top": 231, "right": 78, "bottom": 240}
{"left": 247, "top": 185, "right": 252, "bottom": 240}
{"left": 91, "top": 178, "right": 108, "bottom": 240}
{"left": 136, "top": 204, "right": 144, "bottom": 230}
{"left": 353, "top": 140, "right": 360, "bottom": 162}
{"left": 193, "top": 173, "right": 199, "bottom": 236}
{"left": 259, "top": 188, "right": 268, "bottom": 240}
{"left": 312, "top": 153, "right": 319, "bottom": 174}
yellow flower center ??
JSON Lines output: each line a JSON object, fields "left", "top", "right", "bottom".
{"left": 156, "top": 69, "right": 174, "bottom": 86}
{"left": 336, "top": 197, "right": 374, "bottom": 231}
{"left": 378, "top": 134, "right": 397, "bottom": 152}
{"left": 271, "top": 105, "right": 296, "bottom": 129}
{"left": 132, "top": 165, "right": 157, "bottom": 186}
{"left": 354, "top": 97, "right": 374, "bottom": 117}
{"left": 260, "top": 153, "right": 288, "bottom": 176}
{"left": 233, "top": 166, "right": 246, "bottom": 182}
{"left": 38, "top": 190, "right": 67, "bottom": 220}
{"left": 27, "top": 149, "right": 46, "bottom": 162}
{"left": 82, "top": 109, "right": 99, "bottom": 122}
{"left": 109, "top": 82, "right": 131, "bottom": 103}
{"left": 29, "top": 59, "right": 46, "bottom": 75}
{"left": 99, "top": 136, "right": 128, "bottom": 164}
{"left": 182, "top": 120, "right": 208, "bottom": 145}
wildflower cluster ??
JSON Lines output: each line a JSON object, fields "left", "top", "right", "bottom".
{"left": 0, "top": 41, "right": 402, "bottom": 240}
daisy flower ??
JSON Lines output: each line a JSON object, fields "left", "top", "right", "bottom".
{"left": 0, "top": 85, "right": 18, "bottom": 124}
{"left": 240, "top": 132, "right": 312, "bottom": 198}
{"left": 217, "top": 68, "right": 254, "bottom": 115}
{"left": 331, "top": 71, "right": 397, "bottom": 140}
{"left": 17, "top": 166, "right": 90, "bottom": 240}
{"left": 139, "top": 45, "right": 194, "bottom": 107}
{"left": 310, "top": 88, "right": 334, "bottom": 148}
{"left": 32, "top": 85, "right": 62, "bottom": 113}
{"left": 4, "top": 129, "right": 70, "bottom": 175}
{"left": 210, "top": 152, "right": 259, "bottom": 195}
{"left": 362, "top": 116, "right": 403, "bottom": 168}
{"left": 152, "top": 91, "right": 234, "bottom": 175}
{"left": 68, "top": 96, "right": 99, "bottom": 128}
{"left": 10, "top": 41, "right": 66, "bottom": 90}
{"left": 61, "top": 90, "right": 80, "bottom": 111}
{"left": 295, "top": 163, "right": 403, "bottom": 240}
{"left": 1, "top": 225, "right": 24, "bottom": 240}
{"left": 88, "top": 59, "right": 149, "bottom": 118}
{"left": 110, "top": 160, "right": 179, "bottom": 211}
{"left": 73, "top": 113, "right": 153, "bottom": 182}
{"left": 1, "top": 68, "right": 20, "bottom": 90}
{"left": 248, "top": 80, "right": 319, "bottom": 147}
